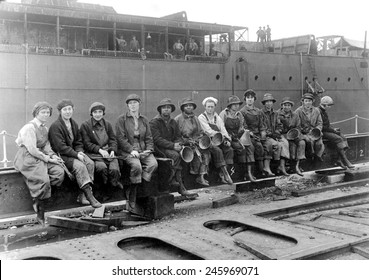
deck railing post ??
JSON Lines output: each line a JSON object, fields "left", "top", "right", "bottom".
{"left": 1, "top": 131, "right": 9, "bottom": 168}
{"left": 355, "top": 115, "right": 358, "bottom": 134}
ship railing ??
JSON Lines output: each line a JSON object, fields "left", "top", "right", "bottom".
{"left": 185, "top": 54, "right": 227, "bottom": 62}
{"left": 0, "top": 130, "right": 16, "bottom": 168}
{"left": 29, "top": 46, "right": 65, "bottom": 55}
{"left": 331, "top": 115, "right": 369, "bottom": 137}
{"left": 0, "top": 43, "right": 23, "bottom": 53}
{"left": 0, "top": 44, "right": 65, "bottom": 55}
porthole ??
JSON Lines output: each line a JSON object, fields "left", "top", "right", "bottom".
{"left": 255, "top": 75, "right": 259, "bottom": 80}
{"left": 236, "top": 75, "right": 240, "bottom": 80}
{"left": 272, "top": 76, "right": 276, "bottom": 81}
{"left": 361, "top": 77, "right": 364, "bottom": 82}
{"left": 312, "top": 77, "right": 316, "bottom": 81}
{"left": 216, "top": 74, "right": 220, "bottom": 80}
{"left": 304, "top": 76, "right": 308, "bottom": 80}
{"left": 348, "top": 77, "right": 351, "bottom": 82}
{"left": 327, "top": 77, "right": 331, "bottom": 82}
{"left": 334, "top": 77, "right": 338, "bottom": 81}
{"left": 289, "top": 76, "right": 292, "bottom": 81}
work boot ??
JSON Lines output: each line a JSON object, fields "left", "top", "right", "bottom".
{"left": 33, "top": 199, "right": 45, "bottom": 226}
{"left": 246, "top": 163, "right": 257, "bottom": 182}
{"left": 295, "top": 160, "right": 303, "bottom": 176}
{"left": 220, "top": 166, "right": 233, "bottom": 184}
{"left": 175, "top": 170, "right": 191, "bottom": 196}
{"left": 113, "top": 181, "right": 124, "bottom": 190}
{"left": 263, "top": 159, "right": 275, "bottom": 176}
{"left": 82, "top": 184, "right": 102, "bottom": 208}
{"left": 277, "top": 158, "right": 289, "bottom": 176}
{"left": 126, "top": 184, "right": 137, "bottom": 210}
{"left": 339, "top": 149, "right": 355, "bottom": 169}
{"left": 76, "top": 193, "right": 90, "bottom": 205}
{"left": 195, "top": 175, "right": 209, "bottom": 186}
{"left": 336, "top": 158, "right": 347, "bottom": 169}
{"left": 257, "top": 160, "right": 267, "bottom": 177}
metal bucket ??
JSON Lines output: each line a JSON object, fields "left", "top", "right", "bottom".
{"left": 239, "top": 130, "right": 251, "bottom": 146}
{"left": 309, "top": 128, "right": 322, "bottom": 141}
{"left": 180, "top": 146, "right": 194, "bottom": 163}
{"left": 198, "top": 135, "right": 211, "bottom": 149}
{"left": 286, "top": 128, "right": 300, "bottom": 140}
{"left": 211, "top": 132, "right": 223, "bottom": 146}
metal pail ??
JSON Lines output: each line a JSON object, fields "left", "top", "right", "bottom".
{"left": 239, "top": 130, "right": 251, "bottom": 146}
{"left": 309, "top": 128, "right": 322, "bottom": 141}
{"left": 286, "top": 128, "right": 300, "bottom": 140}
{"left": 180, "top": 146, "right": 194, "bottom": 163}
{"left": 198, "top": 135, "right": 211, "bottom": 149}
{"left": 211, "top": 132, "right": 223, "bottom": 146}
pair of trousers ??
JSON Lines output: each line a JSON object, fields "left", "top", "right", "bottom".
{"left": 124, "top": 154, "right": 158, "bottom": 184}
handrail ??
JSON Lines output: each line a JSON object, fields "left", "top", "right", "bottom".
{"left": 331, "top": 115, "right": 369, "bottom": 135}
{"left": 0, "top": 130, "right": 16, "bottom": 168}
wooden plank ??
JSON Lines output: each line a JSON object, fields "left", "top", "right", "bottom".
{"left": 92, "top": 205, "right": 105, "bottom": 218}
{"left": 81, "top": 211, "right": 150, "bottom": 227}
{"left": 352, "top": 246, "right": 369, "bottom": 259}
{"left": 291, "top": 178, "right": 369, "bottom": 197}
{"left": 47, "top": 216, "right": 108, "bottom": 233}
{"left": 234, "top": 238, "right": 277, "bottom": 260}
{"left": 235, "top": 178, "right": 275, "bottom": 193}
{"left": 286, "top": 218, "right": 367, "bottom": 237}
{"left": 344, "top": 168, "right": 369, "bottom": 181}
{"left": 212, "top": 194, "right": 239, "bottom": 208}
{"left": 324, "top": 213, "right": 369, "bottom": 226}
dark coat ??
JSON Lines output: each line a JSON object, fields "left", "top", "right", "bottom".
{"left": 80, "top": 118, "right": 117, "bottom": 154}
{"left": 276, "top": 109, "right": 301, "bottom": 134}
{"left": 149, "top": 114, "right": 182, "bottom": 152}
{"left": 49, "top": 116, "right": 84, "bottom": 169}
{"left": 115, "top": 112, "right": 154, "bottom": 157}
{"left": 319, "top": 106, "right": 336, "bottom": 133}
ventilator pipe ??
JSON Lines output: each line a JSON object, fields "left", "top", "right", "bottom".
{"left": 286, "top": 128, "right": 301, "bottom": 140}
{"left": 309, "top": 128, "right": 322, "bottom": 141}
{"left": 198, "top": 135, "right": 211, "bottom": 149}
{"left": 239, "top": 129, "right": 251, "bottom": 146}
{"left": 211, "top": 132, "right": 223, "bottom": 146}
{"left": 180, "top": 146, "right": 194, "bottom": 163}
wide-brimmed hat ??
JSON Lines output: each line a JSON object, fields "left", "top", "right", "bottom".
{"left": 57, "top": 99, "right": 74, "bottom": 111}
{"left": 280, "top": 97, "right": 295, "bottom": 106}
{"left": 126, "top": 94, "right": 142, "bottom": 104}
{"left": 202, "top": 97, "right": 218, "bottom": 107}
{"left": 157, "top": 98, "right": 176, "bottom": 113}
{"left": 89, "top": 102, "right": 105, "bottom": 116}
{"left": 227, "top": 95, "right": 243, "bottom": 107}
{"left": 32, "top": 101, "right": 53, "bottom": 117}
{"left": 261, "top": 93, "right": 276, "bottom": 104}
{"left": 243, "top": 89, "right": 256, "bottom": 100}
{"left": 179, "top": 97, "right": 197, "bottom": 111}
{"left": 301, "top": 93, "right": 314, "bottom": 101}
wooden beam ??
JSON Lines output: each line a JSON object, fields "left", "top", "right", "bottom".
{"left": 47, "top": 216, "right": 108, "bottom": 233}
{"left": 212, "top": 194, "right": 239, "bottom": 208}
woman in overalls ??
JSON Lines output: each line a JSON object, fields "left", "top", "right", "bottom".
{"left": 239, "top": 89, "right": 269, "bottom": 177}
{"left": 198, "top": 97, "right": 234, "bottom": 184}
{"left": 220, "top": 96, "right": 256, "bottom": 182}
{"left": 14, "top": 102, "right": 65, "bottom": 225}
